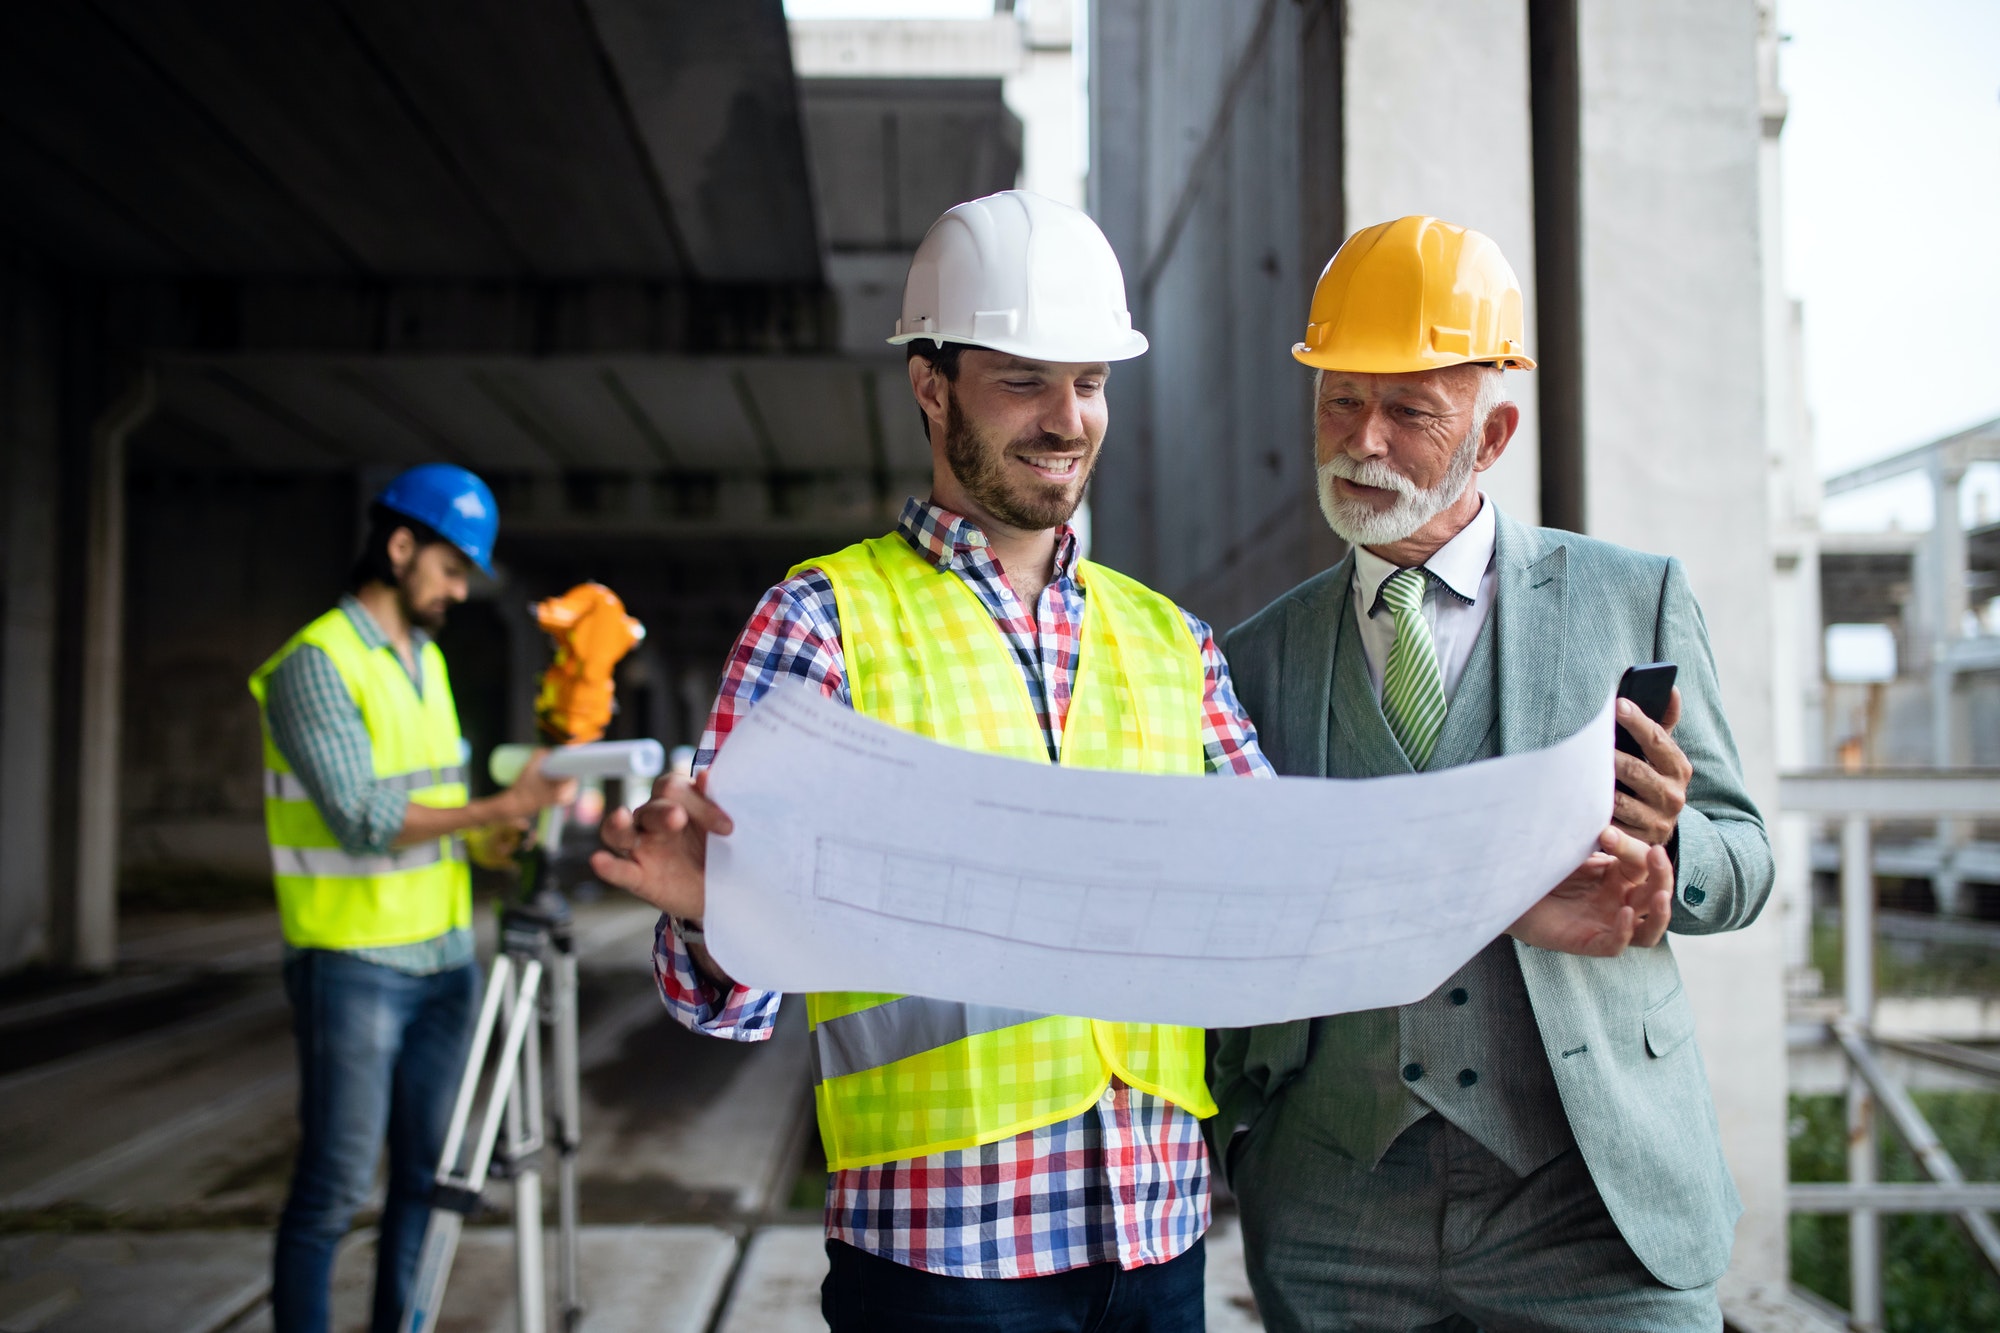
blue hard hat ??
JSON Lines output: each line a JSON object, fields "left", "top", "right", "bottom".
{"left": 376, "top": 464, "right": 499, "bottom": 574}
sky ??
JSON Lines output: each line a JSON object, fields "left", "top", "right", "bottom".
{"left": 1778, "top": 0, "right": 2000, "bottom": 502}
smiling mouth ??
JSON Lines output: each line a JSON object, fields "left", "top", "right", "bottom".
{"left": 1017, "top": 453, "right": 1083, "bottom": 481}
{"left": 1333, "top": 477, "right": 1395, "bottom": 503}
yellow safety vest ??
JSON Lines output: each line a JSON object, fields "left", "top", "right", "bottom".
{"left": 798, "top": 535, "right": 1219, "bottom": 1171}
{"left": 247, "top": 607, "right": 472, "bottom": 950}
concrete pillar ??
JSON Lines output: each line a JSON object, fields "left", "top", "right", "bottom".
{"left": 1930, "top": 458, "right": 1968, "bottom": 912}
{"left": 70, "top": 373, "right": 154, "bottom": 972}
{"left": 1341, "top": 0, "right": 1541, "bottom": 524}
{"left": 0, "top": 263, "right": 60, "bottom": 974}
{"left": 1572, "top": 0, "right": 1788, "bottom": 1283}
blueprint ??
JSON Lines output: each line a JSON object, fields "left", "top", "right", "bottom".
{"left": 703, "top": 681, "right": 1616, "bottom": 1028}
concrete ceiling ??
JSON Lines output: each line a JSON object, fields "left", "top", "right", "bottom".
{"left": 799, "top": 78, "right": 1022, "bottom": 253}
{"left": 0, "top": 0, "right": 819, "bottom": 282}
{"left": 138, "top": 353, "right": 935, "bottom": 532}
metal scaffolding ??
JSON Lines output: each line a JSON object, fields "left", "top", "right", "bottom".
{"left": 1782, "top": 769, "right": 2000, "bottom": 1331}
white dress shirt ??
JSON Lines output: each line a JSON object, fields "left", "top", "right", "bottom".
{"left": 1350, "top": 494, "right": 1498, "bottom": 704}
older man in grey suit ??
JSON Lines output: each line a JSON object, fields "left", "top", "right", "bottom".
{"left": 1213, "top": 216, "right": 1772, "bottom": 1332}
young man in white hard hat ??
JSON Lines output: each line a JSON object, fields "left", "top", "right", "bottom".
{"left": 593, "top": 195, "right": 1671, "bottom": 1330}
{"left": 1212, "top": 217, "right": 1772, "bottom": 1331}
{"left": 249, "top": 466, "right": 573, "bottom": 1333}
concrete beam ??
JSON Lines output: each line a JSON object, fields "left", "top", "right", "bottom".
{"left": 1779, "top": 769, "right": 2000, "bottom": 816}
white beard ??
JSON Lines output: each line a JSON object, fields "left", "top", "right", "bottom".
{"left": 1316, "top": 429, "right": 1482, "bottom": 547}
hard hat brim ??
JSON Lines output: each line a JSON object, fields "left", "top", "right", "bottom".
{"left": 1291, "top": 343, "right": 1537, "bottom": 374}
{"left": 888, "top": 329, "right": 1149, "bottom": 364}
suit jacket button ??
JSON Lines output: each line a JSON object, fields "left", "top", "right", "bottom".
{"left": 1449, "top": 988, "right": 1469, "bottom": 1006}
{"left": 1684, "top": 886, "right": 1707, "bottom": 906}
{"left": 1403, "top": 1063, "right": 1424, "bottom": 1082}
{"left": 1458, "top": 1068, "right": 1478, "bottom": 1088}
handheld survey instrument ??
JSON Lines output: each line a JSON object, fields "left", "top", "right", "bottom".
{"left": 402, "top": 585, "right": 662, "bottom": 1333}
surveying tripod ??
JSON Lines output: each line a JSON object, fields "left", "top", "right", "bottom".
{"left": 400, "top": 738, "right": 664, "bottom": 1333}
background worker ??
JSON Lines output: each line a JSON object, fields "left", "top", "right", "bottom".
{"left": 592, "top": 192, "right": 1671, "bottom": 1332}
{"left": 1214, "top": 216, "right": 1772, "bottom": 1332}
{"left": 248, "top": 464, "right": 572, "bottom": 1333}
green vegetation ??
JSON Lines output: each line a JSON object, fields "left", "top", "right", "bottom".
{"left": 1790, "top": 1091, "right": 2000, "bottom": 1331}
{"left": 1811, "top": 922, "right": 2000, "bottom": 997}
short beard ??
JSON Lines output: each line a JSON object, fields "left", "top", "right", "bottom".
{"left": 942, "top": 393, "right": 1093, "bottom": 532}
{"left": 1317, "top": 425, "right": 1482, "bottom": 548}
{"left": 396, "top": 568, "right": 449, "bottom": 633}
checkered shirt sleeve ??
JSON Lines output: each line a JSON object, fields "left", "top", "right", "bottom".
{"left": 262, "top": 644, "right": 410, "bottom": 856}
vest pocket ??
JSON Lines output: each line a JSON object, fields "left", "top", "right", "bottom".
{"left": 1643, "top": 987, "right": 1696, "bottom": 1058}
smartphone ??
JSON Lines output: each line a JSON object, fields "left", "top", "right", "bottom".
{"left": 1614, "top": 662, "right": 1677, "bottom": 795}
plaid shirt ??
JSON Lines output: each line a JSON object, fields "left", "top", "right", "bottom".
{"left": 654, "top": 497, "right": 1272, "bottom": 1278}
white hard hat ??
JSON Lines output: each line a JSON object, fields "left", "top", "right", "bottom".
{"left": 888, "top": 190, "right": 1148, "bottom": 363}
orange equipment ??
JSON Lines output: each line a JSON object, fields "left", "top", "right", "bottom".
{"left": 532, "top": 582, "right": 645, "bottom": 744}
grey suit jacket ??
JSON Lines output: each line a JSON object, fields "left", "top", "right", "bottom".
{"left": 1212, "top": 509, "right": 1773, "bottom": 1291}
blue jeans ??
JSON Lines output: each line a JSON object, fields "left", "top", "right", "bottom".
{"left": 822, "top": 1238, "right": 1207, "bottom": 1332}
{"left": 272, "top": 950, "right": 480, "bottom": 1333}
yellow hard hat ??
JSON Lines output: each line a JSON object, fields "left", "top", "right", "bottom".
{"left": 1293, "top": 216, "right": 1535, "bottom": 374}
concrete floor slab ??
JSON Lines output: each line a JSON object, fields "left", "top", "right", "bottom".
{"left": 317, "top": 1224, "right": 738, "bottom": 1333}
{"left": 714, "top": 1225, "right": 825, "bottom": 1333}
{"left": 0, "top": 1230, "right": 269, "bottom": 1333}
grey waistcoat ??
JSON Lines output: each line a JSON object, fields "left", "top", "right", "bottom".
{"left": 1308, "top": 584, "right": 1572, "bottom": 1175}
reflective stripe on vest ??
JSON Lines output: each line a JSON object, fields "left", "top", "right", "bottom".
{"left": 795, "top": 536, "right": 1218, "bottom": 1171}
{"left": 267, "top": 837, "right": 466, "bottom": 879}
{"left": 810, "top": 998, "right": 1051, "bottom": 1083}
{"left": 263, "top": 765, "right": 468, "bottom": 803}
{"left": 247, "top": 607, "right": 473, "bottom": 950}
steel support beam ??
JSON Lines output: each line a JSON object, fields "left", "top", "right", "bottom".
{"left": 1780, "top": 770, "right": 2000, "bottom": 817}
{"left": 1792, "top": 1183, "right": 2000, "bottom": 1213}
{"left": 1839, "top": 815, "right": 1881, "bottom": 1331}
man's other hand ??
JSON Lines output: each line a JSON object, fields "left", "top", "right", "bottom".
{"left": 1509, "top": 826, "right": 1673, "bottom": 956}
{"left": 503, "top": 750, "right": 579, "bottom": 819}
{"left": 589, "top": 771, "right": 733, "bottom": 921}
{"left": 1614, "top": 688, "right": 1691, "bottom": 847}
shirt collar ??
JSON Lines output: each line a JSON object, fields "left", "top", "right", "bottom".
{"left": 340, "top": 592, "right": 431, "bottom": 654}
{"left": 896, "top": 495, "right": 1081, "bottom": 579}
{"left": 1352, "top": 493, "right": 1496, "bottom": 616}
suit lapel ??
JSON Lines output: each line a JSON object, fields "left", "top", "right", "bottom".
{"left": 1494, "top": 511, "right": 1569, "bottom": 755}
{"left": 1278, "top": 553, "right": 1353, "bottom": 778}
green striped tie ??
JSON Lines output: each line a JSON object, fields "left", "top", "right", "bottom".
{"left": 1379, "top": 567, "right": 1448, "bottom": 769}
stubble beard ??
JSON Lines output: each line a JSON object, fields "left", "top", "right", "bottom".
{"left": 396, "top": 568, "right": 450, "bottom": 633}
{"left": 942, "top": 393, "right": 1095, "bottom": 532}
{"left": 1316, "top": 424, "right": 1482, "bottom": 548}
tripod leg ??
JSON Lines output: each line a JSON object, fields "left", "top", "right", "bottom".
{"left": 550, "top": 948, "right": 584, "bottom": 1330}
{"left": 511, "top": 1000, "right": 548, "bottom": 1333}
{"left": 400, "top": 956, "right": 523, "bottom": 1333}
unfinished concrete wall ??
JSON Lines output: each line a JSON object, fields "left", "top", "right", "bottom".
{"left": 0, "top": 258, "right": 61, "bottom": 971}
{"left": 119, "top": 470, "right": 357, "bottom": 886}
{"left": 1089, "top": 0, "right": 1341, "bottom": 630}
{"left": 1572, "top": 0, "right": 1785, "bottom": 1282}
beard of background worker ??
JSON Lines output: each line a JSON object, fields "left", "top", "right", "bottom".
{"left": 350, "top": 506, "right": 472, "bottom": 634}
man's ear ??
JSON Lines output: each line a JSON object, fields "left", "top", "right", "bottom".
{"left": 385, "top": 526, "right": 419, "bottom": 576}
{"left": 1473, "top": 401, "right": 1520, "bottom": 473}
{"left": 908, "top": 354, "right": 952, "bottom": 440}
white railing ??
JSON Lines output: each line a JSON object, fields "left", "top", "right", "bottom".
{"left": 1780, "top": 770, "right": 2000, "bottom": 1332}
